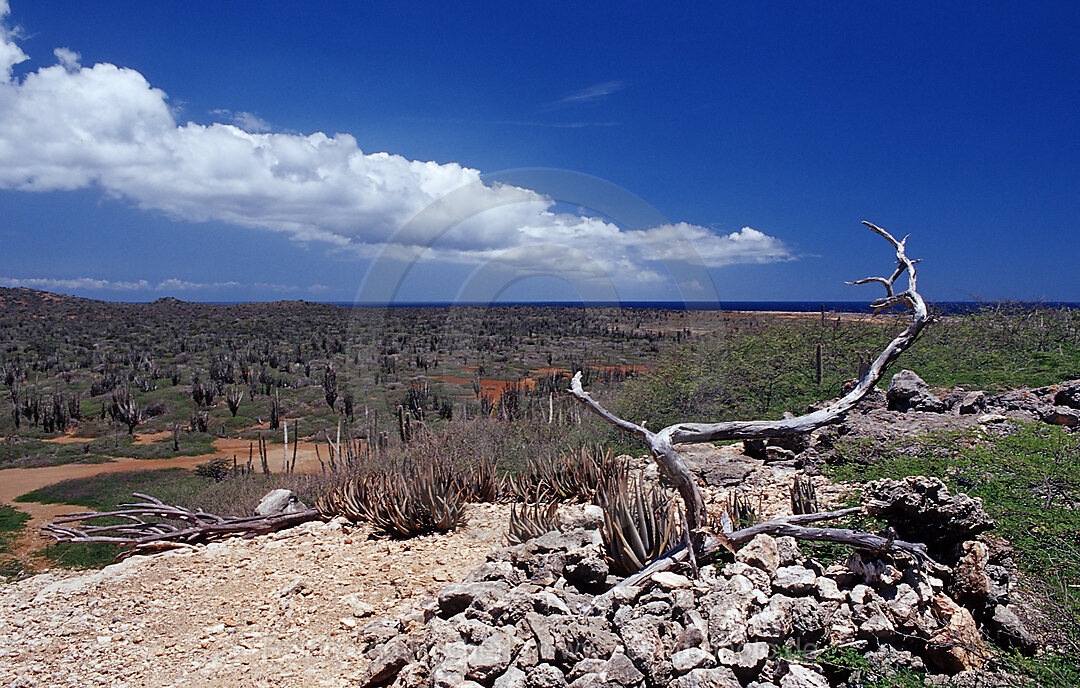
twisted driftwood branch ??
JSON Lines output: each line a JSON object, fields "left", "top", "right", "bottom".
{"left": 569, "top": 222, "right": 930, "bottom": 555}
{"left": 41, "top": 492, "right": 321, "bottom": 558}
{"left": 583, "top": 506, "right": 932, "bottom": 616}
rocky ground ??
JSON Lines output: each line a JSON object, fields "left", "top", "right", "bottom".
{"left": 0, "top": 505, "right": 511, "bottom": 687}
{"left": 0, "top": 453, "right": 846, "bottom": 688}
{"left": 0, "top": 372, "right": 1073, "bottom": 687}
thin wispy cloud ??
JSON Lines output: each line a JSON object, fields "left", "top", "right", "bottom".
{"left": 209, "top": 108, "right": 272, "bottom": 133}
{"left": 407, "top": 115, "right": 618, "bottom": 129}
{"left": 0, "top": 276, "right": 330, "bottom": 295}
{"left": 544, "top": 80, "right": 626, "bottom": 109}
{"left": 492, "top": 119, "right": 619, "bottom": 129}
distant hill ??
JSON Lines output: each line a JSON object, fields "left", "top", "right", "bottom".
{"left": 0, "top": 287, "right": 343, "bottom": 319}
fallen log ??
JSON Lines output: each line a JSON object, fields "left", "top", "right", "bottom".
{"left": 41, "top": 492, "right": 322, "bottom": 559}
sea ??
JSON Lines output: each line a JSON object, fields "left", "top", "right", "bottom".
{"left": 327, "top": 301, "right": 1079, "bottom": 314}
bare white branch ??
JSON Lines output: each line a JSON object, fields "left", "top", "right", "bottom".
{"left": 568, "top": 221, "right": 930, "bottom": 543}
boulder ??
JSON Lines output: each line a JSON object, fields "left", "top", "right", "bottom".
{"left": 863, "top": 476, "right": 994, "bottom": 544}
{"left": 887, "top": 370, "right": 946, "bottom": 412}
{"left": 736, "top": 534, "right": 779, "bottom": 575}
{"left": 253, "top": 489, "right": 307, "bottom": 516}
{"left": 437, "top": 581, "right": 510, "bottom": 617}
{"left": 927, "top": 593, "right": 987, "bottom": 673}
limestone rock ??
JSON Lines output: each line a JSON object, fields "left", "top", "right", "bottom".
{"left": 1041, "top": 405, "right": 1080, "bottom": 427}
{"left": 927, "top": 593, "right": 987, "bottom": 673}
{"left": 722, "top": 561, "right": 770, "bottom": 591}
{"left": 672, "top": 647, "right": 715, "bottom": 673}
{"left": 736, "top": 534, "right": 779, "bottom": 575}
{"left": 361, "top": 637, "right": 413, "bottom": 687}
{"left": 705, "top": 580, "right": 757, "bottom": 647}
{"left": 716, "top": 641, "right": 769, "bottom": 680}
{"left": 437, "top": 581, "right": 510, "bottom": 617}
{"left": 774, "top": 537, "right": 802, "bottom": 568}
{"left": 958, "top": 391, "right": 987, "bottom": 415}
{"left": 988, "top": 605, "right": 1037, "bottom": 653}
{"left": 494, "top": 666, "right": 528, "bottom": 688}
{"left": 254, "top": 489, "right": 307, "bottom": 516}
{"left": 863, "top": 476, "right": 994, "bottom": 544}
{"left": 772, "top": 566, "right": 816, "bottom": 595}
{"left": 887, "top": 370, "right": 946, "bottom": 412}
{"left": 526, "top": 663, "right": 568, "bottom": 688}
{"left": 748, "top": 595, "right": 794, "bottom": 642}
{"left": 467, "top": 627, "right": 520, "bottom": 683}
{"left": 668, "top": 666, "right": 741, "bottom": 688}
{"left": 652, "top": 571, "right": 693, "bottom": 589}
{"left": 813, "top": 576, "right": 844, "bottom": 601}
{"left": 527, "top": 613, "right": 619, "bottom": 670}
{"left": 564, "top": 546, "right": 609, "bottom": 588}
{"left": 778, "top": 664, "right": 829, "bottom": 688}
{"left": 1053, "top": 380, "right": 1080, "bottom": 409}
{"left": 951, "top": 540, "right": 991, "bottom": 605}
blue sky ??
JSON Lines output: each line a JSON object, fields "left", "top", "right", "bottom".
{"left": 0, "top": 1, "right": 1077, "bottom": 304}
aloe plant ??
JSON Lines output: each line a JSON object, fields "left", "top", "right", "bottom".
{"left": 317, "top": 461, "right": 466, "bottom": 538}
{"left": 507, "top": 500, "right": 561, "bottom": 544}
{"left": 790, "top": 473, "right": 818, "bottom": 515}
{"left": 594, "top": 467, "right": 677, "bottom": 576}
{"left": 506, "top": 445, "right": 619, "bottom": 503}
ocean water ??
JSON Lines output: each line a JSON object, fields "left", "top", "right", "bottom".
{"left": 329, "top": 301, "right": 1079, "bottom": 314}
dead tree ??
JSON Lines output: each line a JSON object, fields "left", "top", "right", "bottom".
{"left": 569, "top": 222, "right": 930, "bottom": 563}
{"left": 41, "top": 493, "right": 320, "bottom": 558}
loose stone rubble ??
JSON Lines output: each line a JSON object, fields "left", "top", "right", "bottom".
{"left": 357, "top": 477, "right": 1032, "bottom": 688}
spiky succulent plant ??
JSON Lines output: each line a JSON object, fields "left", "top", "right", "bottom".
{"left": 594, "top": 465, "right": 677, "bottom": 576}
{"left": 507, "top": 500, "right": 561, "bottom": 544}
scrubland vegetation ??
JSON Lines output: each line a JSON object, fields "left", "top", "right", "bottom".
{"left": 2, "top": 288, "right": 1078, "bottom": 683}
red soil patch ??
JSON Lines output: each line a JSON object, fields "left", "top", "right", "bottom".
{"left": 429, "top": 375, "right": 537, "bottom": 404}
{"left": 132, "top": 430, "right": 172, "bottom": 446}
{"left": 430, "top": 364, "right": 653, "bottom": 404}
{"left": 40, "top": 433, "right": 97, "bottom": 445}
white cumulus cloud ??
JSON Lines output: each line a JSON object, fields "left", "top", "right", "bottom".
{"left": 0, "top": 5, "right": 795, "bottom": 294}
